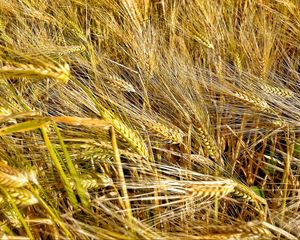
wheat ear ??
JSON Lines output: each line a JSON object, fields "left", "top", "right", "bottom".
{"left": 145, "top": 119, "right": 184, "bottom": 144}
{"left": 0, "top": 18, "right": 5, "bottom": 32}
{"left": 184, "top": 179, "right": 235, "bottom": 199}
{"left": 195, "top": 123, "right": 221, "bottom": 162}
{"left": 261, "top": 83, "right": 293, "bottom": 98}
{"left": 0, "top": 161, "right": 30, "bottom": 188}
{"left": 101, "top": 110, "right": 149, "bottom": 158}
{"left": 235, "top": 54, "right": 243, "bottom": 75}
{"left": 232, "top": 90, "right": 271, "bottom": 111}
{"left": 103, "top": 74, "right": 136, "bottom": 92}
{"left": 0, "top": 61, "right": 70, "bottom": 83}
{"left": 232, "top": 182, "right": 267, "bottom": 219}
{"left": 81, "top": 148, "right": 114, "bottom": 161}
{"left": 193, "top": 34, "right": 214, "bottom": 49}
{"left": 3, "top": 188, "right": 38, "bottom": 207}
{"left": 52, "top": 116, "right": 111, "bottom": 129}
{"left": 2, "top": 206, "right": 22, "bottom": 228}
{"left": 69, "top": 174, "right": 112, "bottom": 190}
{"left": 72, "top": 78, "right": 149, "bottom": 158}
{"left": 207, "top": 221, "right": 272, "bottom": 237}
{"left": 57, "top": 45, "right": 86, "bottom": 55}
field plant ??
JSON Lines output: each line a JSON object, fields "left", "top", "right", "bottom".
{"left": 0, "top": 0, "right": 299, "bottom": 239}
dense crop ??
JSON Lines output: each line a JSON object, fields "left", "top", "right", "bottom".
{"left": 0, "top": 1, "right": 299, "bottom": 239}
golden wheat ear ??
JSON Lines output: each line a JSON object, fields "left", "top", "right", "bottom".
{"left": 192, "top": 34, "right": 214, "bottom": 49}
{"left": 51, "top": 45, "right": 86, "bottom": 57}
{"left": 184, "top": 179, "right": 236, "bottom": 199}
{"left": 194, "top": 123, "right": 222, "bottom": 164}
{"left": 71, "top": 78, "right": 149, "bottom": 159}
{"left": 144, "top": 118, "right": 185, "bottom": 144}
{"left": 103, "top": 74, "right": 136, "bottom": 92}
{"left": 260, "top": 83, "right": 293, "bottom": 98}
{"left": 0, "top": 161, "right": 30, "bottom": 188}
{"left": 0, "top": 61, "right": 70, "bottom": 84}
{"left": 232, "top": 90, "right": 270, "bottom": 111}
{"left": 102, "top": 110, "right": 149, "bottom": 158}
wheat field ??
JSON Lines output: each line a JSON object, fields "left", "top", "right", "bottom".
{"left": 0, "top": 0, "right": 299, "bottom": 239}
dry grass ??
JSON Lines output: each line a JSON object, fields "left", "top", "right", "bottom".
{"left": 0, "top": 0, "right": 299, "bottom": 239}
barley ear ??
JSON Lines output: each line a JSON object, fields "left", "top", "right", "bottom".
{"left": 193, "top": 34, "right": 214, "bottom": 49}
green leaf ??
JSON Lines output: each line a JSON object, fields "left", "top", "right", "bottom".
{"left": 293, "top": 141, "right": 300, "bottom": 157}
{"left": 0, "top": 118, "right": 50, "bottom": 135}
{"left": 250, "top": 186, "right": 265, "bottom": 198}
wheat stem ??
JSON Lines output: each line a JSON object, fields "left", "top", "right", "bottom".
{"left": 111, "top": 126, "right": 133, "bottom": 224}
{"left": 53, "top": 122, "right": 90, "bottom": 208}
{"left": 0, "top": 186, "right": 34, "bottom": 240}
{"left": 41, "top": 127, "right": 78, "bottom": 208}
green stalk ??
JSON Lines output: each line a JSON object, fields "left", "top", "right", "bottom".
{"left": 41, "top": 127, "right": 78, "bottom": 208}
{"left": 28, "top": 185, "right": 73, "bottom": 238}
{"left": 53, "top": 122, "right": 90, "bottom": 208}
{"left": 0, "top": 186, "right": 34, "bottom": 240}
